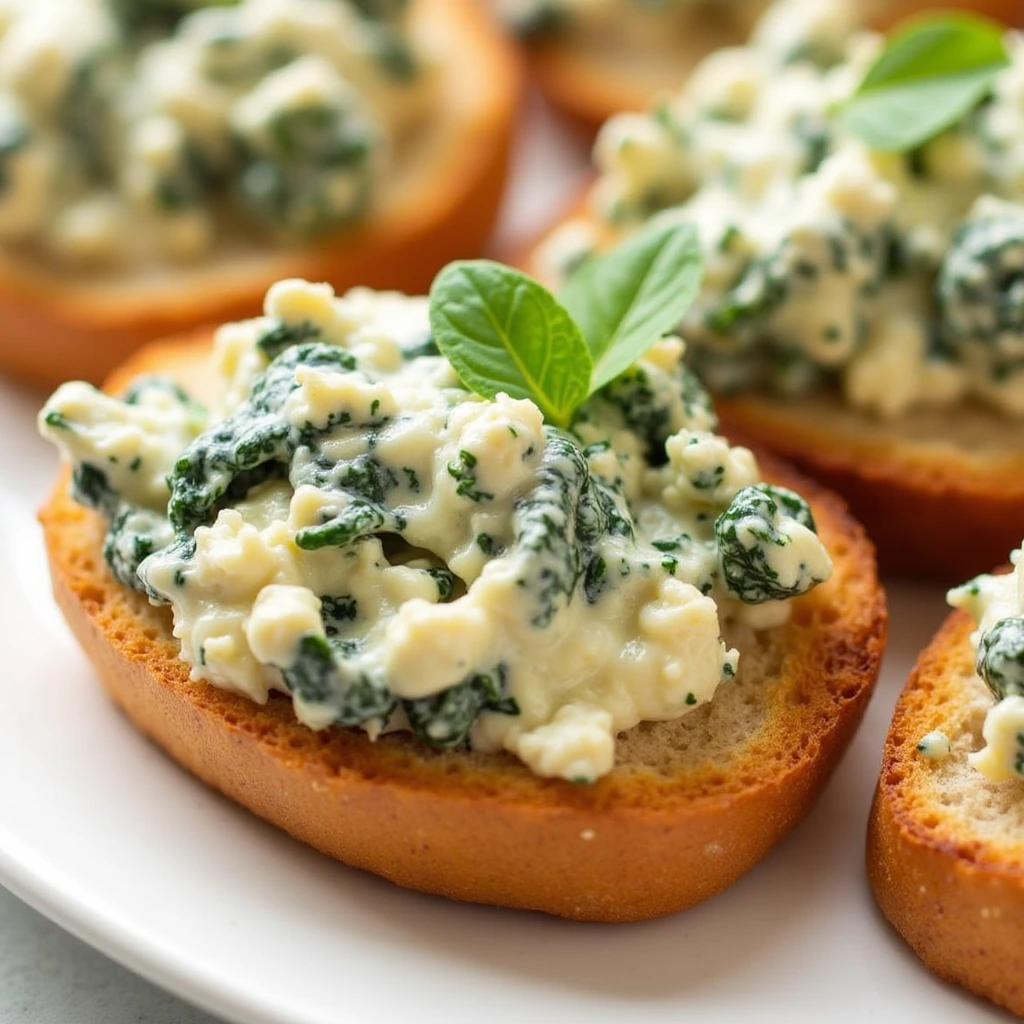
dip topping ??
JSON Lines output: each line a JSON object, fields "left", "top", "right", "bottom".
{"left": 40, "top": 267, "right": 832, "bottom": 782}
{"left": 0, "top": 0, "right": 433, "bottom": 267}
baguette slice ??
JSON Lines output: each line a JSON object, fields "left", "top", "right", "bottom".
{"left": 0, "top": 0, "right": 520, "bottom": 391}
{"left": 868, "top": 610, "right": 1024, "bottom": 1016}
{"left": 38, "top": 333, "right": 886, "bottom": 923}
{"left": 521, "top": 206, "right": 1024, "bottom": 582}
{"left": 523, "top": 0, "right": 1021, "bottom": 135}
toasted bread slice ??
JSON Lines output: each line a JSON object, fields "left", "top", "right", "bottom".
{"left": 524, "top": 1, "right": 1021, "bottom": 134}
{"left": 521, "top": 204, "right": 1024, "bottom": 582}
{"left": 868, "top": 610, "right": 1024, "bottom": 1016}
{"left": 0, "top": 0, "right": 520, "bottom": 391}
{"left": 38, "top": 332, "right": 886, "bottom": 923}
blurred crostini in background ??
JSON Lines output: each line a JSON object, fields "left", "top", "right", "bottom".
{"left": 521, "top": 0, "right": 1024, "bottom": 580}
{"left": 0, "top": 0, "right": 520, "bottom": 389}
{"left": 497, "top": 0, "right": 1022, "bottom": 133}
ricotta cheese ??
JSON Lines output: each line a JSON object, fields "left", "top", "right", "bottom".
{"left": 916, "top": 730, "right": 951, "bottom": 762}
{"left": 40, "top": 278, "right": 833, "bottom": 783}
{"left": 0, "top": 0, "right": 434, "bottom": 267}
{"left": 949, "top": 543, "right": 1024, "bottom": 783}
{"left": 538, "top": 0, "right": 1024, "bottom": 420}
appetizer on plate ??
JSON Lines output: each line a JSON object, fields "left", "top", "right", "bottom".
{"left": 0, "top": 0, "right": 519, "bottom": 388}
{"left": 525, "top": 0, "right": 1024, "bottom": 579}
{"left": 499, "top": 0, "right": 1020, "bottom": 133}
{"left": 37, "top": 234, "right": 885, "bottom": 921}
{"left": 869, "top": 543, "right": 1024, "bottom": 1016}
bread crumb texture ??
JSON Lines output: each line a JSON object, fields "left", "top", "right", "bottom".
{"left": 869, "top": 612, "right": 1024, "bottom": 1015}
{"left": 40, "top": 337, "right": 885, "bottom": 922}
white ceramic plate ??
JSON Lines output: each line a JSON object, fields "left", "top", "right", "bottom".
{"left": 0, "top": 97, "right": 1013, "bottom": 1024}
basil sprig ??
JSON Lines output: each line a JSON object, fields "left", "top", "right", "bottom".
{"left": 559, "top": 219, "right": 704, "bottom": 391}
{"left": 841, "top": 12, "right": 1009, "bottom": 153}
{"left": 428, "top": 263, "right": 591, "bottom": 427}
{"left": 429, "top": 220, "right": 703, "bottom": 427}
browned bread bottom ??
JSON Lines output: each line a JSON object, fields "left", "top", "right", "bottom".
{"left": 39, "top": 336, "right": 886, "bottom": 922}
{"left": 868, "top": 612, "right": 1024, "bottom": 1015}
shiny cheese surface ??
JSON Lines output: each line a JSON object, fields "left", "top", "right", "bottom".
{"left": 40, "top": 279, "right": 832, "bottom": 782}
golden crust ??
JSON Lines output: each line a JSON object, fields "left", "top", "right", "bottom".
{"left": 0, "top": 0, "right": 521, "bottom": 390}
{"left": 868, "top": 612, "right": 1024, "bottom": 1017}
{"left": 521, "top": 201, "right": 1024, "bottom": 582}
{"left": 525, "top": 1, "right": 1021, "bottom": 134}
{"left": 38, "top": 333, "right": 886, "bottom": 922}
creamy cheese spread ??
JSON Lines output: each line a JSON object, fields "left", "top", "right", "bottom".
{"left": 0, "top": 0, "right": 434, "bottom": 267}
{"left": 537, "top": 0, "right": 1024, "bottom": 419}
{"left": 40, "top": 278, "right": 832, "bottom": 782}
{"left": 949, "top": 544, "right": 1024, "bottom": 783}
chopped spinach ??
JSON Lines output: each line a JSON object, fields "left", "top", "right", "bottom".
{"left": 103, "top": 504, "right": 175, "bottom": 591}
{"left": 977, "top": 616, "right": 1024, "bottom": 702}
{"left": 281, "top": 634, "right": 395, "bottom": 724}
{"left": 938, "top": 201, "right": 1024, "bottom": 387}
{"left": 256, "top": 319, "right": 323, "bottom": 360}
{"left": 447, "top": 449, "right": 494, "bottom": 503}
{"left": 235, "top": 96, "right": 375, "bottom": 236}
{"left": 71, "top": 463, "right": 121, "bottom": 518}
{"left": 715, "top": 484, "right": 823, "bottom": 604}
{"left": 320, "top": 594, "right": 358, "bottom": 635}
{"left": 403, "top": 664, "right": 517, "bottom": 748}
{"left": 167, "top": 343, "right": 355, "bottom": 532}
{"left": 425, "top": 566, "right": 456, "bottom": 601}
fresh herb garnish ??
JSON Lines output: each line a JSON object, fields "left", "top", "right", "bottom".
{"left": 428, "top": 220, "right": 703, "bottom": 425}
{"left": 428, "top": 262, "right": 590, "bottom": 428}
{"left": 559, "top": 219, "right": 703, "bottom": 390}
{"left": 841, "top": 12, "right": 1009, "bottom": 153}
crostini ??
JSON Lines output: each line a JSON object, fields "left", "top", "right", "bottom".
{"left": 0, "top": 0, "right": 519, "bottom": 389}
{"left": 869, "top": 544, "right": 1024, "bottom": 1015}
{"left": 505, "top": 0, "right": 1020, "bottom": 134}
{"left": 38, "top": 267, "right": 885, "bottom": 921}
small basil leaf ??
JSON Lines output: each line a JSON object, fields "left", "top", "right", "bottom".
{"left": 559, "top": 219, "right": 704, "bottom": 392}
{"left": 841, "top": 13, "right": 1009, "bottom": 153}
{"left": 429, "top": 261, "right": 592, "bottom": 428}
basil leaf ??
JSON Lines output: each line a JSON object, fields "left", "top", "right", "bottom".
{"left": 841, "top": 13, "right": 1009, "bottom": 153}
{"left": 429, "top": 261, "right": 592, "bottom": 429}
{"left": 559, "top": 219, "right": 704, "bottom": 392}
